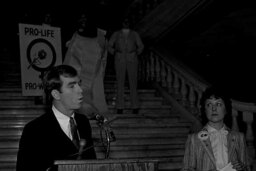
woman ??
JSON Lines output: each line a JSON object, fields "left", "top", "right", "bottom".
{"left": 182, "top": 86, "right": 251, "bottom": 171}
{"left": 64, "top": 13, "right": 109, "bottom": 116}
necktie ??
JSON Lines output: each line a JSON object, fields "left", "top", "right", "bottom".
{"left": 70, "top": 117, "right": 80, "bottom": 149}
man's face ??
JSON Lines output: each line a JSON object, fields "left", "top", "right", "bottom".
{"left": 205, "top": 96, "right": 226, "bottom": 124}
{"left": 58, "top": 76, "right": 83, "bottom": 112}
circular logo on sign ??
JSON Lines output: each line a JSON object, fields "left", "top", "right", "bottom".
{"left": 27, "top": 38, "right": 56, "bottom": 72}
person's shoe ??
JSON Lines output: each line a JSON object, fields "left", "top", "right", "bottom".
{"left": 117, "top": 109, "right": 123, "bottom": 114}
{"left": 132, "top": 108, "right": 139, "bottom": 114}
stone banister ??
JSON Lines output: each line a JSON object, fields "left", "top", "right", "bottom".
{"left": 140, "top": 47, "right": 256, "bottom": 159}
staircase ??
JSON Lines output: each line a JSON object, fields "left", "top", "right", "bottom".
{"left": 0, "top": 50, "right": 193, "bottom": 171}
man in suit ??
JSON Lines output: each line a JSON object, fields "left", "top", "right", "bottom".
{"left": 108, "top": 17, "right": 144, "bottom": 114}
{"left": 182, "top": 86, "right": 251, "bottom": 171}
{"left": 16, "top": 65, "right": 97, "bottom": 171}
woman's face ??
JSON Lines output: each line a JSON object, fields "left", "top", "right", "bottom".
{"left": 205, "top": 96, "right": 226, "bottom": 124}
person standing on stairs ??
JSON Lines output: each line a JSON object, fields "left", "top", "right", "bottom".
{"left": 108, "top": 16, "right": 144, "bottom": 114}
{"left": 64, "top": 12, "right": 109, "bottom": 117}
{"left": 16, "top": 65, "right": 96, "bottom": 171}
{"left": 181, "top": 86, "right": 251, "bottom": 171}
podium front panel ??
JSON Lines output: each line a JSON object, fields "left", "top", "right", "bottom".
{"left": 54, "top": 159, "right": 158, "bottom": 171}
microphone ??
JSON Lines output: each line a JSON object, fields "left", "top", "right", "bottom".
{"left": 77, "top": 139, "right": 86, "bottom": 160}
{"left": 91, "top": 114, "right": 116, "bottom": 142}
{"left": 91, "top": 113, "right": 108, "bottom": 124}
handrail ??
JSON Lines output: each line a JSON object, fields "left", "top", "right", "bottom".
{"left": 141, "top": 47, "right": 256, "bottom": 159}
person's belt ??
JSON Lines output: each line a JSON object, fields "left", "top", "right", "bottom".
{"left": 116, "top": 50, "right": 136, "bottom": 53}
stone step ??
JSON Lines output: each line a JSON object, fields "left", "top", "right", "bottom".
{"left": 105, "top": 88, "right": 156, "bottom": 94}
{"left": 0, "top": 116, "right": 188, "bottom": 127}
{"left": 0, "top": 106, "right": 47, "bottom": 115}
{"left": 0, "top": 124, "right": 189, "bottom": 136}
{"left": 0, "top": 82, "right": 21, "bottom": 89}
{"left": 104, "top": 83, "right": 154, "bottom": 90}
{"left": 107, "top": 100, "right": 164, "bottom": 107}
{"left": 0, "top": 137, "right": 20, "bottom": 148}
{"left": 0, "top": 130, "right": 189, "bottom": 145}
{"left": 0, "top": 89, "right": 23, "bottom": 96}
{"left": 106, "top": 95, "right": 164, "bottom": 103}
{"left": 0, "top": 123, "right": 190, "bottom": 137}
{"left": 0, "top": 140, "right": 186, "bottom": 159}
{"left": 0, "top": 156, "right": 183, "bottom": 171}
{"left": 99, "top": 149, "right": 184, "bottom": 159}
{"left": 0, "top": 134, "right": 188, "bottom": 150}
{"left": 0, "top": 99, "right": 36, "bottom": 106}
{"left": 91, "top": 116, "right": 183, "bottom": 124}
{"left": 106, "top": 93, "right": 161, "bottom": 99}
{"left": 0, "top": 146, "right": 185, "bottom": 160}
{"left": 0, "top": 143, "right": 185, "bottom": 155}
{"left": 0, "top": 95, "right": 164, "bottom": 106}
{"left": 0, "top": 85, "right": 155, "bottom": 92}
{"left": 110, "top": 136, "right": 187, "bottom": 146}
{"left": 0, "top": 96, "right": 35, "bottom": 100}
{"left": 108, "top": 104, "right": 171, "bottom": 109}
{"left": 0, "top": 109, "right": 172, "bottom": 117}
{"left": 0, "top": 160, "right": 184, "bottom": 171}
{"left": 0, "top": 109, "right": 177, "bottom": 119}
{"left": 106, "top": 95, "right": 163, "bottom": 101}
{"left": 0, "top": 104, "right": 171, "bottom": 113}
{"left": 157, "top": 157, "right": 183, "bottom": 171}
{"left": 0, "top": 161, "right": 16, "bottom": 171}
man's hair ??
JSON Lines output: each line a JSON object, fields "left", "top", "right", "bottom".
{"left": 200, "top": 86, "right": 232, "bottom": 127}
{"left": 121, "top": 16, "right": 133, "bottom": 29}
{"left": 43, "top": 65, "right": 78, "bottom": 103}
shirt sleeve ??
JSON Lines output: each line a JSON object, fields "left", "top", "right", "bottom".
{"left": 134, "top": 31, "right": 144, "bottom": 55}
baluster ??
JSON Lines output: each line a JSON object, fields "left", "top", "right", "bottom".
{"left": 150, "top": 52, "right": 155, "bottom": 81}
{"left": 141, "top": 55, "right": 147, "bottom": 83}
{"left": 160, "top": 60, "right": 167, "bottom": 87}
{"left": 155, "top": 57, "right": 161, "bottom": 83}
{"left": 166, "top": 66, "right": 173, "bottom": 93}
{"left": 138, "top": 55, "right": 143, "bottom": 82}
{"left": 146, "top": 57, "right": 151, "bottom": 82}
{"left": 196, "top": 91, "right": 203, "bottom": 117}
{"left": 180, "top": 78, "right": 187, "bottom": 106}
{"left": 243, "top": 111, "right": 255, "bottom": 158}
{"left": 172, "top": 71, "right": 180, "bottom": 99}
{"left": 231, "top": 108, "right": 239, "bottom": 131}
{"left": 188, "top": 86, "right": 197, "bottom": 114}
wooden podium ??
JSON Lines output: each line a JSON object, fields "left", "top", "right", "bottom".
{"left": 54, "top": 159, "right": 159, "bottom": 171}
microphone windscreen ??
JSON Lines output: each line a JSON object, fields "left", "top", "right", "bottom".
{"left": 79, "top": 139, "right": 86, "bottom": 147}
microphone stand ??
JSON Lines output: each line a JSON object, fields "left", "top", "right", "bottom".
{"left": 71, "top": 114, "right": 116, "bottom": 159}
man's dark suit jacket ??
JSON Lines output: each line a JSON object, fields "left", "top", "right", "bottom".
{"left": 16, "top": 109, "right": 97, "bottom": 171}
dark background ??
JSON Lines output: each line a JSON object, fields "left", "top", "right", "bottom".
{"left": 1, "top": 0, "right": 256, "bottom": 102}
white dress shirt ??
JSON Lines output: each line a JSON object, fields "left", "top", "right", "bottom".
{"left": 52, "top": 105, "right": 74, "bottom": 140}
{"left": 206, "top": 124, "right": 229, "bottom": 170}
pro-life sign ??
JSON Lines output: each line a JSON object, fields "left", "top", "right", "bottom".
{"left": 19, "top": 23, "right": 62, "bottom": 96}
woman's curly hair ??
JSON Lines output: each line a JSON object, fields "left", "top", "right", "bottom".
{"left": 200, "top": 86, "right": 232, "bottom": 128}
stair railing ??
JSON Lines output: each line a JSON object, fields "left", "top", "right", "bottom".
{"left": 125, "top": 0, "right": 165, "bottom": 25}
{"left": 139, "top": 47, "right": 255, "bottom": 159}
